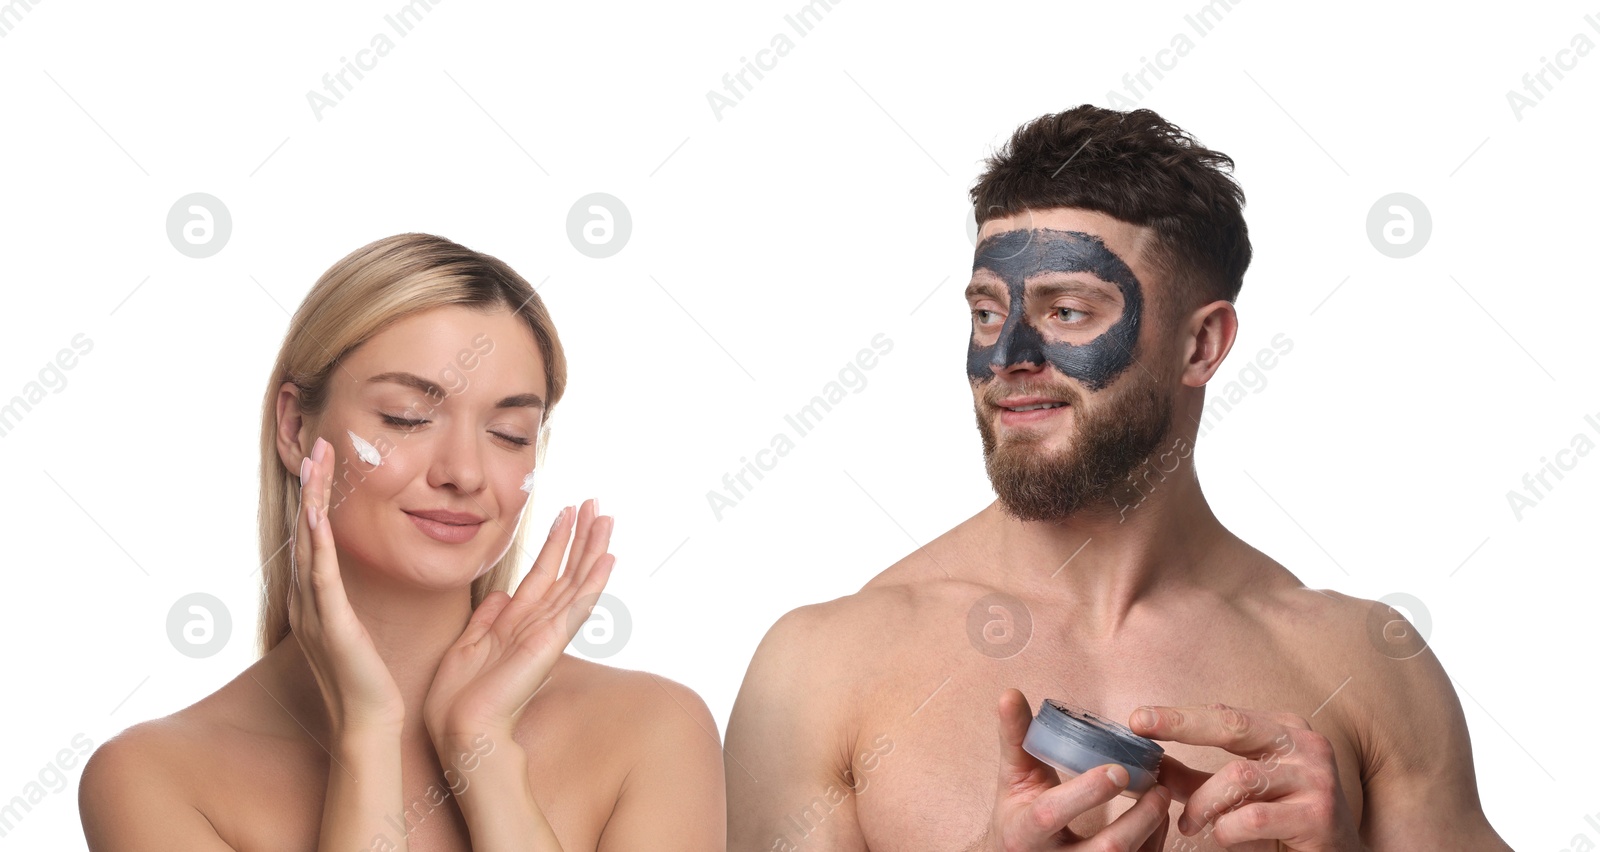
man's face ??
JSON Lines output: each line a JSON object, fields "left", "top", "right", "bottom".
{"left": 966, "top": 208, "right": 1175, "bottom": 522}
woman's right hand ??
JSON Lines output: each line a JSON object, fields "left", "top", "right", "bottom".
{"left": 291, "top": 434, "right": 406, "bottom": 734}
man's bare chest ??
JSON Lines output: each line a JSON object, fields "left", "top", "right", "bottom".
{"left": 843, "top": 634, "right": 1366, "bottom": 850}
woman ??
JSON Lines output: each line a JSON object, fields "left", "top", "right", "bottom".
{"left": 79, "top": 233, "right": 726, "bottom": 850}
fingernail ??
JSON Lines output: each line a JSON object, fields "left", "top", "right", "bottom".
{"left": 1178, "top": 814, "right": 1195, "bottom": 835}
{"left": 550, "top": 506, "right": 567, "bottom": 533}
{"left": 299, "top": 456, "right": 311, "bottom": 487}
{"left": 1134, "top": 707, "right": 1157, "bottom": 730}
{"left": 313, "top": 436, "right": 329, "bottom": 464}
{"left": 1105, "top": 764, "right": 1128, "bottom": 787}
{"left": 309, "top": 505, "right": 321, "bottom": 531}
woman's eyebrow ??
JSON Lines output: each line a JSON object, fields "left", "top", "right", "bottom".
{"left": 365, "top": 371, "right": 545, "bottom": 411}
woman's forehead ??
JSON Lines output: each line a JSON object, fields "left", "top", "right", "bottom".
{"left": 344, "top": 306, "right": 547, "bottom": 400}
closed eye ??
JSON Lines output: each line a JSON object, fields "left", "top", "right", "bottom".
{"left": 380, "top": 414, "right": 532, "bottom": 447}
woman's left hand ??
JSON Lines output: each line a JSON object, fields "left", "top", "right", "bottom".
{"left": 423, "top": 498, "right": 616, "bottom": 746}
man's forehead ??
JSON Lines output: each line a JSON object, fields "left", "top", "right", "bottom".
{"left": 975, "top": 206, "right": 1148, "bottom": 242}
{"left": 973, "top": 227, "right": 1125, "bottom": 270}
{"left": 975, "top": 227, "right": 1099, "bottom": 259}
{"left": 976, "top": 208, "right": 1155, "bottom": 261}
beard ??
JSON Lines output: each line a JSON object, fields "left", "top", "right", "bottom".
{"left": 975, "top": 361, "right": 1175, "bottom": 522}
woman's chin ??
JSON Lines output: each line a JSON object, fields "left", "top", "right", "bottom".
{"left": 343, "top": 548, "right": 491, "bottom": 593}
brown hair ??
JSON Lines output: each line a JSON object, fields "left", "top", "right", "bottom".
{"left": 970, "top": 105, "right": 1251, "bottom": 323}
{"left": 255, "top": 233, "right": 567, "bottom": 656}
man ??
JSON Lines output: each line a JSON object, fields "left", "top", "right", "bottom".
{"left": 725, "top": 105, "right": 1510, "bottom": 850}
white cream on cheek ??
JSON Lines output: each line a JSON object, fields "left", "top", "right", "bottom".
{"left": 520, "top": 467, "right": 537, "bottom": 494}
{"left": 348, "top": 429, "right": 383, "bottom": 467}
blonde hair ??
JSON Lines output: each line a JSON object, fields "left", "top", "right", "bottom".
{"left": 255, "top": 233, "right": 567, "bottom": 657}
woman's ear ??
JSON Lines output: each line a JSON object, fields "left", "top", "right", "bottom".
{"left": 274, "top": 381, "right": 311, "bottom": 476}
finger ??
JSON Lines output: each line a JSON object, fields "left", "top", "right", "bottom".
{"left": 1130, "top": 703, "right": 1287, "bottom": 757}
{"left": 559, "top": 498, "right": 599, "bottom": 584}
{"left": 458, "top": 590, "right": 513, "bottom": 647}
{"left": 306, "top": 438, "right": 352, "bottom": 615}
{"left": 1178, "top": 757, "right": 1309, "bottom": 837}
{"left": 1022, "top": 762, "right": 1131, "bottom": 837}
{"left": 557, "top": 553, "right": 617, "bottom": 642}
{"left": 1210, "top": 800, "right": 1315, "bottom": 847}
{"left": 317, "top": 433, "right": 334, "bottom": 510}
{"left": 1132, "top": 786, "right": 1172, "bottom": 852}
{"left": 506, "top": 505, "right": 574, "bottom": 615}
{"left": 549, "top": 514, "right": 614, "bottom": 616}
{"left": 995, "top": 689, "right": 1051, "bottom": 789}
{"left": 1149, "top": 752, "right": 1212, "bottom": 805}
{"left": 572, "top": 548, "right": 617, "bottom": 607}
{"left": 1108, "top": 784, "right": 1169, "bottom": 852}
{"left": 290, "top": 455, "right": 312, "bottom": 620}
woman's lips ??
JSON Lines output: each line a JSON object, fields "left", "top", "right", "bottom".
{"left": 405, "top": 511, "right": 483, "bottom": 544}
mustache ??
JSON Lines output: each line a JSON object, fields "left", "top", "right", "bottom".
{"left": 983, "top": 383, "right": 1082, "bottom": 407}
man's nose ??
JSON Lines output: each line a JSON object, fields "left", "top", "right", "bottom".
{"left": 990, "top": 313, "right": 1048, "bottom": 374}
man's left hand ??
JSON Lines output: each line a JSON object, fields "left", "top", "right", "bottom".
{"left": 1128, "top": 702, "right": 1361, "bottom": 851}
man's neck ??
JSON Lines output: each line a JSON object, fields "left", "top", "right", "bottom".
{"left": 973, "top": 455, "right": 1237, "bottom": 634}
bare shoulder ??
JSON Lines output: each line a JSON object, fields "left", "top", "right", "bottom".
{"left": 542, "top": 653, "right": 717, "bottom": 742}
{"left": 1249, "top": 576, "right": 1507, "bottom": 843}
{"left": 80, "top": 711, "right": 233, "bottom": 850}
{"left": 751, "top": 578, "right": 952, "bottom": 693}
{"left": 729, "top": 528, "right": 992, "bottom": 752}
{"left": 1255, "top": 582, "right": 1448, "bottom": 693}
{"left": 747, "top": 517, "right": 993, "bottom": 695}
{"left": 1249, "top": 579, "right": 1455, "bottom": 714}
{"left": 1273, "top": 586, "right": 1465, "bottom": 758}
{"left": 541, "top": 655, "right": 725, "bottom": 850}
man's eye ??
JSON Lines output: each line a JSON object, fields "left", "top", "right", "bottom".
{"left": 1056, "top": 308, "right": 1088, "bottom": 323}
{"left": 973, "top": 309, "right": 999, "bottom": 325}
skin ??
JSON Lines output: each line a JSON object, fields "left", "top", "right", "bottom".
{"left": 79, "top": 305, "right": 726, "bottom": 851}
{"left": 725, "top": 208, "right": 1510, "bottom": 851}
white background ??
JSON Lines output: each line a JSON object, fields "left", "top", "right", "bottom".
{"left": 2, "top": 0, "right": 1595, "bottom": 847}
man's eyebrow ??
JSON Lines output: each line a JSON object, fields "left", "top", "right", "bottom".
{"left": 1024, "top": 277, "right": 1121, "bottom": 305}
{"left": 964, "top": 277, "right": 1118, "bottom": 304}
{"left": 965, "top": 279, "right": 1005, "bottom": 301}
{"left": 365, "top": 371, "right": 545, "bottom": 410}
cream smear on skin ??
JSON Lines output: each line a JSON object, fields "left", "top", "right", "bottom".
{"left": 347, "top": 429, "right": 383, "bottom": 466}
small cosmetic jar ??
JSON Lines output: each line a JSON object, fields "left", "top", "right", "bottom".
{"left": 1022, "top": 699, "right": 1164, "bottom": 797}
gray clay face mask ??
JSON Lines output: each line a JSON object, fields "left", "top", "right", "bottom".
{"left": 966, "top": 228, "right": 1144, "bottom": 391}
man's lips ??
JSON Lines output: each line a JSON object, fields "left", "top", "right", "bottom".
{"left": 994, "top": 395, "right": 1072, "bottom": 412}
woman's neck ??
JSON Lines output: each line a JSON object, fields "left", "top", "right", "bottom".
{"left": 258, "top": 576, "right": 478, "bottom": 746}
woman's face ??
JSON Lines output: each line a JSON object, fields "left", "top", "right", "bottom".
{"left": 293, "top": 304, "right": 548, "bottom": 589}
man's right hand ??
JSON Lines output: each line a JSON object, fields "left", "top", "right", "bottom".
{"left": 980, "top": 688, "right": 1172, "bottom": 851}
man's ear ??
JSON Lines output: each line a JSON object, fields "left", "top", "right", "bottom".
{"left": 274, "top": 382, "right": 312, "bottom": 477}
{"left": 1180, "top": 300, "right": 1238, "bottom": 388}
